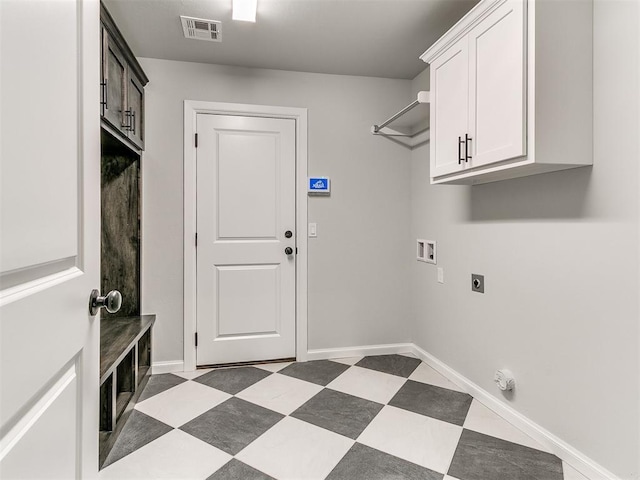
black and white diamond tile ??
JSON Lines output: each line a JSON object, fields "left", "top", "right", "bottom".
{"left": 358, "top": 405, "right": 462, "bottom": 473}
{"left": 389, "top": 379, "right": 473, "bottom": 426}
{"left": 137, "top": 373, "right": 187, "bottom": 403}
{"left": 134, "top": 379, "right": 231, "bottom": 428}
{"left": 99, "top": 429, "right": 232, "bottom": 479}
{"left": 356, "top": 354, "right": 421, "bottom": 378}
{"left": 236, "top": 371, "right": 323, "bottom": 415}
{"left": 448, "top": 429, "right": 564, "bottom": 480}
{"left": 236, "top": 416, "right": 354, "bottom": 479}
{"left": 102, "top": 410, "right": 173, "bottom": 468}
{"left": 99, "top": 357, "right": 586, "bottom": 480}
{"left": 206, "top": 459, "right": 276, "bottom": 480}
{"left": 194, "top": 366, "right": 272, "bottom": 394}
{"left": 291, "top": 388, "right": 383, "bottom": 439}
{"left": 409, "top": 362, "right": 465, "bottom": 392}
{"left": 326, "top": 364, "right": 406, "bottom": 404}
{"left": 326, "top": 442, "right": 443, "bottom": 480}
{"left": 279, "top": 359, "right": 349, "bottom": 386}
{"left": 180, "top": 397, "right": 284, "bottom": 455}
{"left": 462, "top": 399, "right": 553, "bottom": 452}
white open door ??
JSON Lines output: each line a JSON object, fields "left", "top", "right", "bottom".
{"left": 0, "top": 1, "right": 101, "bottom": 478}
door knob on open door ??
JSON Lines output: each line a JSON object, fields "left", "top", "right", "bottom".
{"left": 89, "top": 289, "right": 122, "bottom": 316}
{"left": 285, "top": 247, "right": 293, "bottom": 255}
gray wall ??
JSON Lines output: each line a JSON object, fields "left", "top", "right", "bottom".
{"left": 139, "top": 58, "right": 413, "bottom": 364}
{"left": 409, "top": 1, "right": 640, "bottom": 478}
{"left": 140, "top": 1, "right": 639, "bottom": 476}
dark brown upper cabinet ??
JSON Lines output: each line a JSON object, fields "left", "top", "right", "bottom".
{"left": 100, "top": 3, "right": 148, "bottom": 151}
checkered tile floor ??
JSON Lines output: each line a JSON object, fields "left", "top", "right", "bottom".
{"left": 99, "top": 354, "right": 587, "bottom": 480}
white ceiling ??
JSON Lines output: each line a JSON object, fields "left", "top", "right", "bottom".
{"left": 102, "top": 0, "right": 478, "bottom": 80}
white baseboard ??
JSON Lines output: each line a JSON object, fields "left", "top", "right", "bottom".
{"left": 410, "top": 344, "right": 620, "bottom": 480}
{"left": 151, "top": 360, "right": 184, "bottom": 375}
{"left": 306, "top": 342, "right": 414, "bottom": 361}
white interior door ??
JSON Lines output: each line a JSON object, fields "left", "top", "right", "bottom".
{"left": 468, "top": 0, "right": 526, "bottom": 167}
{"left": 196, "top": 114, "right": 296, "bottom": 365}
{"left": 0, "top": 1, "right": 100, "bottom": 478}
{"left": 430, "top": 36, "right": 470, "bottom": 178}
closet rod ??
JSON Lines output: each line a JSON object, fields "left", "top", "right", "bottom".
{"left": 372, "top": 91, "right": 430, "bottom": 134}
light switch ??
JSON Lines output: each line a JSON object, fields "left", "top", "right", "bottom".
{"left": 308, "top": 223, "right": 317, "bottom": 238}
{"left": 437, "top": 267, "right": 444, "bottom": 284}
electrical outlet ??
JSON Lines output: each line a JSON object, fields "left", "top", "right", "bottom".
{"left": 471, "top": 274, "right": 484, "bottom": 293}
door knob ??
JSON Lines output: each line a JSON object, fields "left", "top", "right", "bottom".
{"left": 285, "top": 230, "right": 293, "bottom": 238}
{"left": 285, "top": 247, "right": 293, "bottom": 255}
{"left": 89, "top": 289, "right": 122, "bottom": 316}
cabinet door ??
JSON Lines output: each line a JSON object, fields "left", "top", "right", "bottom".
{"left": 102, "top": 29, "right": 127, "bottom": 133}
{"left": 430, "top": 36, "right": 469, "bottom": 178}
{"left": 468, "top": 0, "right": 526, "bottom": 167}
{"left": 127, "top": 73, "right": 144, "bottom": 149}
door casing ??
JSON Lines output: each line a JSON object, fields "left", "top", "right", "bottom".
{"left": 183, "top": 101, "right": 308, "bottom": 371}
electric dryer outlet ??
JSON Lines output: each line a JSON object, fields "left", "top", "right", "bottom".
{"left": 471, "top": 274, "right": 484, "bottom": 293}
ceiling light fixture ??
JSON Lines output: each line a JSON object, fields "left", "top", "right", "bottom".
{"left": 232, "top": 0, "right": 257, "bottom": 22}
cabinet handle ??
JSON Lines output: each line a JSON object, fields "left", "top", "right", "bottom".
{"left": 131, "top": 111, "right": 136, "bottom": 135}
{"left": 465, "top": 134, "right": 472, "bottom": 162}
{"left": 123, "top": 110, "right": 133, "bottom": 131}
{"left": 100, "top": 81, "right": 108, "bottom": 109}
{"left": 458, "top": 136, "right": 464, "bottom": 164}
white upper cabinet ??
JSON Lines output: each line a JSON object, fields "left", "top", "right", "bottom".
{"left": 421, "top": 0, "right": 593, "bottom": 185}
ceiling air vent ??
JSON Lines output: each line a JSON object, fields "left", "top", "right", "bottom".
{"left": 180, "top": 16, "right": 222, "bottom": 42}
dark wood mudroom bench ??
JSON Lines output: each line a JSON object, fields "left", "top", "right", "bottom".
{"left": 99, "top": 314, "right": 155, "bottom": 468}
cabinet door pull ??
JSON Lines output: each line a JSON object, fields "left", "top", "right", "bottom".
{"left": 123, "top": 110, "right": 133, "bottom": 131}
{"left": 131, "top": 111, "right": 136, "bottom": 135}
{"left": 458, "top": 136, "right": 465, "bottom": 164}
{"left": 465, "top": 134, "right": 472, "bottom": 162}
{"left": 100, "top": 81, "right": 108, "bottom": 109}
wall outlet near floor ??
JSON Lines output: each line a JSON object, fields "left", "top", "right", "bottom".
{"left": 471, "top": 274, "right": 484, "bottom": 293}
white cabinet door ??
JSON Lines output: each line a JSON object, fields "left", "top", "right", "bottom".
{"left": 430, "top": 36, "right": 469, "bottom": 178}
{"left": 468, "top": 0, "right": 526, "bottom": 167}
{"left": 196, "top": 114, "right": 296, "bottom": 365}
{"left": 0, "top": 1, "right": 100, "bottom": 478}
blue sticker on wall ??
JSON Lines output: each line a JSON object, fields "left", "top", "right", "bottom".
{"left": 308, "top": 177, "right": 330, "bottom": 195}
